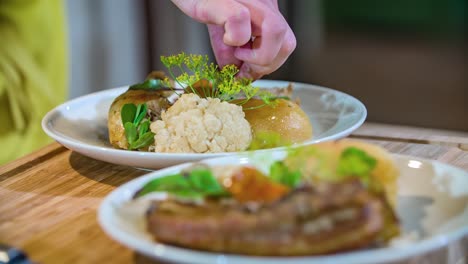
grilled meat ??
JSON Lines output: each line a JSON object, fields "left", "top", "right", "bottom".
{"left": 146, "top": 179, "right": 399, "bottom": 256}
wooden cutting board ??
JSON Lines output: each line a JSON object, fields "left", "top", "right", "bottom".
{"left": 0, "top": 123, "right": 467, "bottom": 264}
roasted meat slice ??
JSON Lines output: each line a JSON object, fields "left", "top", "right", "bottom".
{"left": 146, "top": 179, "right": 399, "bottom": 256}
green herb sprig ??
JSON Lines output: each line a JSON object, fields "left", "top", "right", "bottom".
{"left": 337, "top": 147, "right": 377, "bottom": 186}
{"left": 160, "top": 52, "right": 276, "bottom": 108}
{"left": 134, "top": 168, "right": 229, "bottom": 199}
{"left": 269, "top": 161, "right": 302, "bottom": 188}
{"left": 121, "top": 103, "right": 155, "bottom": 150}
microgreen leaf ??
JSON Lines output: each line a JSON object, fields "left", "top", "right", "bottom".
{"left": 269, "top": 161, "right": 302, "bottom": 187}
{"left": 134, "top": 103, "right": 147, "bottom": 125}
{"left": 124, "top": 122, "right": 137, "bottom": 146}
{"left": 139, "top": 120, "right": 150, "bottom": 138}
{"left": 134, "top": 168, "right": 229, "bottom": 199}
{"left": 121, "top": 103, "right": 155, "bottom": 150}
{"left": 135, "top": 104, "right": 142, "bottom": 121}
{"left": 130, "top": 131, "right": 154, "bottom": 150}
{"left": 337, "top": 147, "right": 377, "bottom": 184}
{"left": 121, "top": 104, "right": 137, "bottom": 124}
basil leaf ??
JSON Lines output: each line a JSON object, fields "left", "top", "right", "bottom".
{"left": 121, "top": 104, "right": 137, "bottom": 124}
{"left": 124, "top": 122, "right": 137, "bottom": 146}
{"left": 269, "top": 161, "right": 302, "bottom": 187}
{"left": 337, "top": 147, "right": 377, "bottom": 182}
{"left": 129, "top": 78, "right": 164, "bottom": 90}
{"left": 134, "top": 103, "right": 147, "bottom": 125}
{"left": 130, "top": 131, "right": 154, "bottom": 150}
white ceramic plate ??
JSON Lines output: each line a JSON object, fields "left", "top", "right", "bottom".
{"left": 98, "top": 152, "right": 468, "bottom": 264}
{"left": 42, "top": 80, "right": 366, "bottom": 169}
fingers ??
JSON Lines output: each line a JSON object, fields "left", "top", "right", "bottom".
{"left": 236, "top": 14, "right": 296, "bottom": 79}
{"left": 172, "top": 0, "right": 297, "bottom": 80}
{"left": 232, "top": 0, "right": 295, "bottom": 79}
{"left": 171, "top": 0, "right": 252, "bottom": 46}
{"left": 207, "top": 25, "right": 242, "bottom": 68}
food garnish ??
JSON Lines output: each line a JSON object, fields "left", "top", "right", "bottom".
{"left": 135, "top": 164, "right": 290, "bottom": 203}
{"left": 121, "top": 103, "right": 154, "bottom": 150}
{"left": 129, "top": 78, "right": 165, "bottom": 91}
{"left": 109, "top": 53, "right": 313, "bottom": 152}
{"left": 134, "top": 167, "right": 229, "bottom": 199}
{"left": 269, "top": 160, "right": 302, "bottom": 188}
{"left": 160, "top": 52, "right": 278, "bottom": 108}
{"left": 135, "top": 143, "right": 383, "bottom": 202}
{"left": 337, "top": 146, "right": 377, "bottom": 185}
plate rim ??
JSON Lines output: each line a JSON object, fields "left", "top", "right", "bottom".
{"left": 97, "top": 153, "right": 468, "bottom": 264}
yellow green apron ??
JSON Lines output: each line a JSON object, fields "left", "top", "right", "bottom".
{"left": 0, "top": 0, "right": 67, "bottom": 165}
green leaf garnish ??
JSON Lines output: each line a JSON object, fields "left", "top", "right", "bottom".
{"left": 269, "top": 161, "right": 302, "bottom": 187}
{"left": 134, "top": 168, "right": 229, "bottom": 199}
{"left": 124, "top": 122, "right": 137, "bottom": 145}
{"left": 134, "top": 103, "right": 147, "bottom": 125}
{"left": 139, "top": 120, "right": 150, "bottom": 138}
{"left": 121, "top": 104, "right": 137, "bottom": 124}
{"left": 129, "top": 78, "right": 164, "bottom": 90}
{"left": 130, "top": 131, "right": 155, "bottom": 150}
{"left": 136, "top": 174, "right": 193, "bottom": 197}
{"left": 337, "top": 147, "right": 377, "bottom": 185}
{"left": 187, "top": 169, "right": 226, "bottom": 194}
{"left": 121, "top": 102, "right": 155, "bottom": 150}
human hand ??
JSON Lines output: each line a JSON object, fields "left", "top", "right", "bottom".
{"left": 171, "top": 0, "right": 296, "bottom": 80}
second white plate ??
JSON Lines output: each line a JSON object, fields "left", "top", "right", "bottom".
{"left": 98, "top": 152, "right": 468, "bottom": 264}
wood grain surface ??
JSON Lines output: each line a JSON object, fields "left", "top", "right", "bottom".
{"left": 0, "top": 124, "right": 467, "bottom": 264}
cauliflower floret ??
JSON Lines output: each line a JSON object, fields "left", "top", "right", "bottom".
{"left": 150, "top": 93, "right": 252, "bottom": 153}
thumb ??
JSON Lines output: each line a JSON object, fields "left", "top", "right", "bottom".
{"left": 171, "top": 0, "right": 252, "bottom": 46}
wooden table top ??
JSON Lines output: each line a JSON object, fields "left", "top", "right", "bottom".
{"left": 0, "top": 122, "right": 467, "bottom": 264}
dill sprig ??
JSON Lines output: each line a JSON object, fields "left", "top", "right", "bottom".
{"left": 160, "top": 52, "right": 276, "bottom": 108}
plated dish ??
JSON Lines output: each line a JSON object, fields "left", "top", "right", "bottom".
{"left": 42, "top": 79, "right": 366, "bottom": 169}
{"left": 98, "top": 140, "right": 468, "bottom": 264}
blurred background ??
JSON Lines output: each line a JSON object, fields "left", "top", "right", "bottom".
{"left": 67, "top": 0, "right": 467, "bottom": 131}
